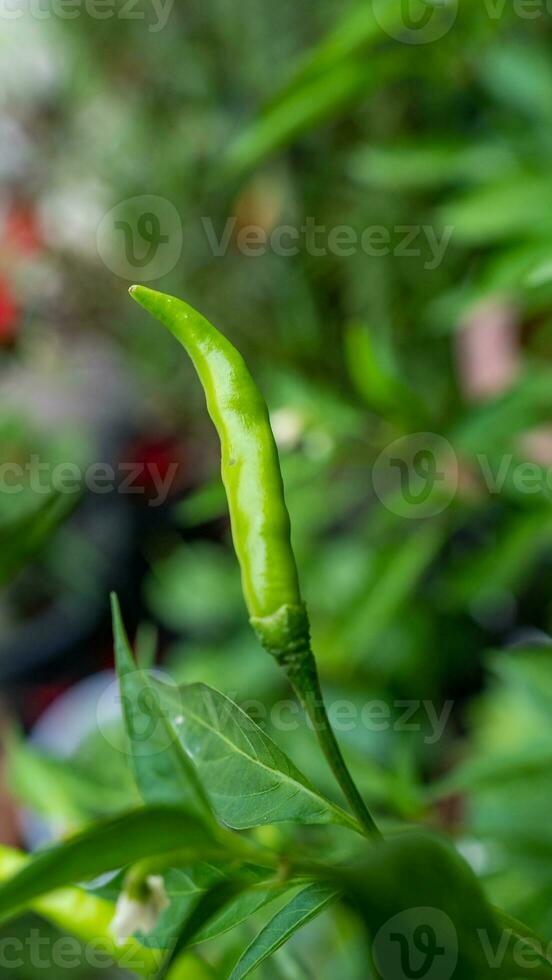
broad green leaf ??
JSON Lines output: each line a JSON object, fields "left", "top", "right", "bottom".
{"left": 112, "top": 595, "right": 213, "bottom": 820}
{"left": 0, "top": 845, "right": 161, "bottom": 978}
{"left": 339, "top": 832, "right": 552, "bottom": 980}
{"left": 229, "top": 882, "right": 338, "bottom": 980}
{"left": 0, "top": 806, "right": 228, "bottom": 926}
{"left": 155, "top": 682, "right": 360, "bottom": 832}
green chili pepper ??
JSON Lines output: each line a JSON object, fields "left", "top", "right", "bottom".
{"left": 129, "top": 285, "right": 309, "bottom": 663}
{"left": 129, "top": 285, "right": 380, "bottom": 840}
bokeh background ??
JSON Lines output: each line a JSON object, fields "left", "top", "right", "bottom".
{"left": 3, "top": 0, "right": 552, "bottom": 975}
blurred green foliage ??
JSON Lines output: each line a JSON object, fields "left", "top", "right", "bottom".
{"left": 4, "top": 0, "right": 552, "bottom": 975}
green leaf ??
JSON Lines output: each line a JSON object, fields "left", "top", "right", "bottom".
{"left": 224, "top": 56, "right": 395, "bottom": 178}
{"left": 348, "top": 140, "right": 514, "bottom": 191}
{"left": 327, "top": 521, "right": 444, "bottom": 669}
{"left": 439, "top": 175, "right": 552, "bottom": 246}
{"left": 173, "top": 481, "right": 227, "bottom": 529}
{"left": 136, "top": 863, "right": 288, "bottom": 950}
{"left": 343, "top": 321, "right": 423, "bottom": 424}
{"left": 145, "top": 543, "right": 242, "bottom": 635}
{"left": 159, "top": 879, "right": 248, "bottom": 979}
{"left": 229, "top": 882, "right": 338, "bottom": 980}
{"left": 276, "top": 0, "right": 405, "bottom": 94}
{"left": 0, "top": 844, "right": 161, "bottom": 978}
{"left": 165, "top": 952, "right": 216, "bottom": 980}
{"left": 197, "top": 877, "right": 296, "bottom": 945}
{"left": 493, "top": 907, "right": 552, "bottom": 978}
{"left": 155, "top": 681, "right": 360, "bottom": 832}
{"left": 0, "top": 490, "right": 77, "bottom": 586}
{"left": 6, "top": 735, "right": 136, "bottom": 826}
{"left": 112, "top": 595, "right": 213, "bottom": 820}
{"left": 0, "top": 806, "right": 228, "bottom": 926}
{"left": 339, "top": 832, "right": 552, "bottom": 980}
{"left": 479, "top": 40, "right": 552, "bottom": 122}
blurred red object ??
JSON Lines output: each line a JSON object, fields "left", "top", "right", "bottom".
{"left": 123, "top": 434, "right": 189, "bottom": 504}
{"left": 5, "top": 203, "right": 42, "bottom": 256}
{"left": 0, "top": 276, "right": 18, "bottom": 345}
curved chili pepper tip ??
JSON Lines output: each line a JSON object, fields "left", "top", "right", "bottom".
{"left": 129, "top": 285, "right": 306, "bottom": 643}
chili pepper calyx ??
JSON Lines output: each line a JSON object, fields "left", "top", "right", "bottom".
{"left": 250, "top": 602, "right": 311, "bottom": 666}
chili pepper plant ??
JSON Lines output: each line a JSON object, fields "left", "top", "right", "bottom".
{"left": 0, "top": 288, "right": 551, "bottom": 980}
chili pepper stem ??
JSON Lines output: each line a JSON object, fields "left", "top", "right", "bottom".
{"left": 251, "top": 606, "right": 381, "bottom": 838}
{"left": 292, "top": 654, "right": 382, "bottom": 841}
{"left": 129, "top": 288, "right": 381, "bottom": 842}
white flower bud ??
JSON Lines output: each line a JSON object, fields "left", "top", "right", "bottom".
{"left": 110, "top": 874, "right": 169, "bottom": 946}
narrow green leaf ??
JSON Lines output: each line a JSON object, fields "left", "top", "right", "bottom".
{"left": 492, "top": 907, "right": 552, "bottom": 977}
{"left": 156, "top": 682, "right": 360, "bottom": 832}
{"left": 159, "top": 879, "right": 247, "bottom": 979}
{"left": 224, "top": 57, "right": 396, "bottom": 178}
{"left": 197, "top": 878, "right": 297, "bottom": 945}
{"left": 112, "top": 595, "right": 213, "bottom": 820}
{"left": 0, "top": 806, "right": 227, "bottom": 926}
{"left": 229, "top": 882, "right": 338, "bottom": 980}
{"left": 137, "top": 863, "right": 286, "bottom": 950}
{"left": 0, "top": 490, "right": 77, "bottom": 586}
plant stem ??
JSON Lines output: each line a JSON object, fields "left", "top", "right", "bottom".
{"left": 290, "top": 652, "right": 382, "bottom": 841}
{"left": 252, "top": 606, "right": 381, "bottom": 839}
